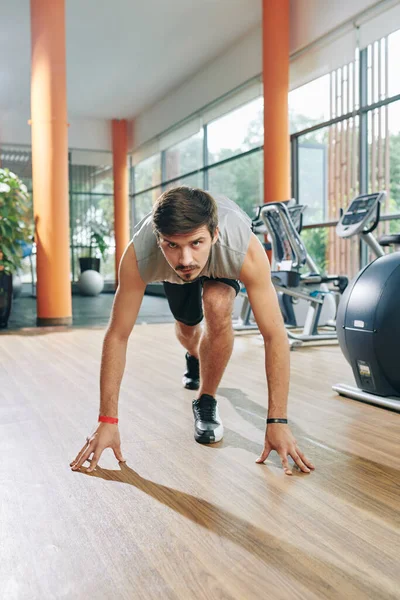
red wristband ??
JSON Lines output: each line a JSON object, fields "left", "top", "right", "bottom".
{"left": 98, "top": 416, "right": 118, "bottom": 424}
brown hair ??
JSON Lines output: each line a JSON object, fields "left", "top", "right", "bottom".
{"left": 152, "top": 186, "right": 218, "bottom": 237}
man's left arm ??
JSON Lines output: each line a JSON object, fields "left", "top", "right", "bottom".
{"left": 239, "top": 233, "right": 315, "bottom": 476}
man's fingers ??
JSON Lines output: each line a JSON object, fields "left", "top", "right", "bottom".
{"left": 113, "top": 445, "right": 126, "bottom": 463}
{"left": 296, "top": 447, "right": 315, "bottom": 470}
{"left": 71, "top": 446, "right": 93, "bottom": 471}
{"left": 70, "top": 441, "right": 90, "bottom": 467}
{"left": 290, "top": 450, "right": 311, "bottom": 473}
{"left": 255, "top": 443, "right": 271, "bottom": 464}
{"left": 278, "top": 451, "right": 293, "bottom": 476}
{"left": 87, "top": 452, "right": 101, "bottom": 473}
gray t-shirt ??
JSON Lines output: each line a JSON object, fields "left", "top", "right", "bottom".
{"left": 131, "top": 194, "right": 252, "bottom": 285}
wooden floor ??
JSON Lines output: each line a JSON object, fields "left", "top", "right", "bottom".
{"left": 1, "top": 324, "right": 399, "bottom": 600}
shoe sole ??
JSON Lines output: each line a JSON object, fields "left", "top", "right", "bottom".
{"left": 183, "top": 378, "right": 200, "bottom": 390}
{"left": 194, "top": 426, "right": 224, "bottom": 445}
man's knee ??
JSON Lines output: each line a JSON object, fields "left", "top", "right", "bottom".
{"left": 202, "top": 282, "right": 235, "bottom": 331}
{"left": 176, "top": 320, "right": 201, "bottom": 340}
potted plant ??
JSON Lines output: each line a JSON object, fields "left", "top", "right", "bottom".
{"left": 0, "top": 168, "right": 33, "bottom": 328}
{"left": 78, "top": 220, "right": 109, "bottom": 273}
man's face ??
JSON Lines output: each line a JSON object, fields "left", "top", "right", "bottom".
{"left": 158, "top": 226, "right": 218, "bottom": 282}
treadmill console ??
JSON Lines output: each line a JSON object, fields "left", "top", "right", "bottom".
{"left": 336, "top": 192, "right": 386, "bottom": 238}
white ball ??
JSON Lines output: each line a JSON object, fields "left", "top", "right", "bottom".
{"left": 78, "top": 269, "right": 104, "bottom": 296}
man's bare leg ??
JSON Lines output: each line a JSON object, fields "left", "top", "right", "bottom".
{"left": 192, "top": 281, "right": 235, "bottom": 443}
{"left": 174, "top": 282, "right": 235, "bottom": 392}
{"left": 175, "top": 321, "right": 201, "bottom": 359}
{"left": 198, "top": 281, "right": 235, "bottom": 398}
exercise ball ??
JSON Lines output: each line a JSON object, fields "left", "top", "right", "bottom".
{"left": 78, "top": 269, "right": 104, "bottom": 296}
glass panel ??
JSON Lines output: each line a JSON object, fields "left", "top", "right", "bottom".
{"left": 208, "top": 150, "right": 263, "bottom": 217}
{"left": 132, "top": 188, "right": 162, "bottom": 226}
{"left": 165, "top": 131, "right": 203, "bottom": 180}
{"left": 298, "top": 143, "right": 327, "bottom": 224}
{"left": 301, "top": 225, "right": 360, "bottom": 277}
{"left": 207, "top": 97, "right": 263, "bottom": 165}
{"left": 69, "top": 153, "right": 115, "bottom": 281}
{"left": 163, "top": 172, "right": 203, "bottom": 192}
{"left": 134, "top": 154, "right": 161, "bottom": 193}
{"left": 70, "top": 164, "right": 113, "bottom": 193}
{"left": 298, "top": 118, "right": 359, "bottom": 226}
{"left": 301, "top": 227, "right": 329, "bottom": 274}
{"left": 366, "top": 100, "right": 400, "bottom": 216}
{"left": 388, "top": 101, "right": 400, "bottom": 215}
{"left": 388, "top": 29, "right": 400, "bottom": 98}
{"left": 289, "top": 75, "right": 330, "bottom": 133}
{"left": 366, "top": 38, "right": 388, "bottom": 107}
{"left": 387, "top": 217, "right": 400, "bottom": 236}
{"left": 70, "top": 193, "right": 115, "bottom": 282}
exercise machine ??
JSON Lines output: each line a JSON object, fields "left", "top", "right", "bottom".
{"left": 332, "top": 191, "right": 400, "bottom": 412}
{"left": 235, "top": 201, "right": 348, "bottom": 349}
{"left": 234, "top": 201, "right": 306, "bottom": 333}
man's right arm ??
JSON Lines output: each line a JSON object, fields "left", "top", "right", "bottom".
{"left": 99, "top": 242, "right": 146, "bottom": 419}
{"left": 70, "top": 242, "right": 146, "bottom": 472}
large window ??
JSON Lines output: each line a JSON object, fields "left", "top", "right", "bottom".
{"left": 0, "top": 148, "right": 117, "bottom": 284}
{"left": 207, "top": 97, "right": 263, "bottom": 165}
{"left": 134, "top": 154, "right": 161, "bottom": 193}
{"left": 298, "top": 141, "right": 327, "bottom": 224}
{"left": 208, "top": 151, "right": 263, "bottom": 217}
{"left": 164, "top": 172, "right": 203, "bottom": 192}
{"left": 69, "top": 153, "right": 115, "bottom": 282}
{"left": 388, "top": 101, "right": 400, "bottom": 215}
{"left": 129, "top": 24, "right": 400, "bottom": 280}
{"left": 366, "top": 99, "right": 400, "bottom": 214}
{"left": 289, "top": 75, "right": 331, "bottom": 133}
{"left": 133, "top": 187, "right": 162, "bottom": 225}
{"left": 388, "top": 29, "right": 400, "bottom": 98}
{"left": 291, "top": 28, "right": 400, "bottom": 278}
{"left": 165, "top": 131, "right": 203, "bottom": 180}
{"left": 131, "top": 96, "right": 264, "bottom": 229}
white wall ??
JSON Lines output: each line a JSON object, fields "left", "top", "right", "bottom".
{"left": 133, "top": 25, "right": 262, "bottom": 149}
{"left": 0, "top": 110, "right": 31, "bottom": 147}
{"left": 0, "top": 112, "right": 113, "bottom": 152}
{"left": 290, "top": 0, "right": 380, "bottom": 54}
{"left": 69, "top": 118, "right": 112, "bottom": 151}
{"left": 133, "top": 0, "right": 388, "bottom": 150}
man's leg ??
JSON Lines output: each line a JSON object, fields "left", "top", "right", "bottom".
{"left": 175, "top": 321, "right": 201, "bottom": 359}
{"left": 174, "top": 280, "right": 236, "bottom": 392}
{"left": 175, "top": 321, "right": 202, "bottom": 390}
{"left": 191, "top": 280, "right": 236, "bottom": 444}
{"left": 163, "top": 280, "right": 203, "bottom": 390}
{"left": 198, "top": 280, "right": 236, "bottom": 397}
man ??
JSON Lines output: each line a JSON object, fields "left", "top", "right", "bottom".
{"left": 70, "top": 187, "right": 314, "bottom": 476}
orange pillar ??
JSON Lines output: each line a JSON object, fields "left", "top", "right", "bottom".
{"left": 30, "top": 0, "right": 72, "bottom": 326}
{"left": 263, "top": 0, "right": 291, "bottom": 204}
{"left": 112, "top": 119, "right": 130, "bottom": 287}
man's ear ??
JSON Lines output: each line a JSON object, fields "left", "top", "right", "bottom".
{"left": 212, "top": 227, "right": 219, "bottom": 245}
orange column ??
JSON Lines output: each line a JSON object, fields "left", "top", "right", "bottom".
{"left": 263, "top": 0, "right": 291, "bottom": 203}
{"left": 30, "top": 0, "right": 72, "bottom": 326}
{"left": 112, "top": 119, "right": 130, "bottom": 288}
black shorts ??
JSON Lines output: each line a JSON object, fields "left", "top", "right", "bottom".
{"left": 163, "top": 277, "right": 241, "bottom": 327}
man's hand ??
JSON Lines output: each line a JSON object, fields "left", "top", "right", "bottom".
{"left": 70, "top": 423, "right": 125, "bottom": 473}
{"left": 256, "top": 424, "right": 315, "bottom": 476}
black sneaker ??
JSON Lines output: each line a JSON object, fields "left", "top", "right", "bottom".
{"left": 192, "top": 394, "right": 224, "bottom": 444}
{"left": 183, "top": 352, "right": 200, "bottom": 390}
